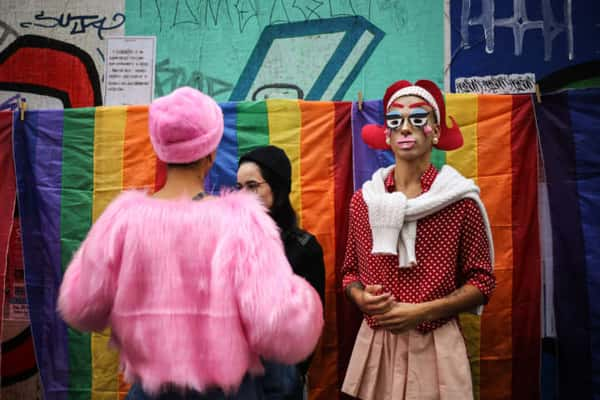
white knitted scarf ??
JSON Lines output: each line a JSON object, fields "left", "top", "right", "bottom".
{"left": 362, "top": 164, "right": 494, "bottom": 269}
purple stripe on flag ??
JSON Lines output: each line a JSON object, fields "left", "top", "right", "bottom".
{"left": 351, "top": 100, "right": 394, "bottom": 189}
{"left": 13, "top": 110, "right": 69, "bottom": 400}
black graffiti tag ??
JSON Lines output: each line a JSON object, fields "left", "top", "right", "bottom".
{"left": 20, "top": 11, "right": 126, "bottom": 40}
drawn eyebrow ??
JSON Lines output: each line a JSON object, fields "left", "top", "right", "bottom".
{"left": 389, "top": 101, "right": 406, "bottom": 109}
{"left": 409, "top": 102, "right": 430, "bottom": 109}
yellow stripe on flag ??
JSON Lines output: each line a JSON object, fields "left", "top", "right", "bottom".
{"left": 446, "top": 94, "right": 478, "bottom": 181}
{"left": 446, "top": 93, "right": 481, "bottom": 399}
{"left": 91, "top": 106, "right": 127, "bottom": 400}
{"left": 266, "top": 100, "right": 303, "bottom": 226}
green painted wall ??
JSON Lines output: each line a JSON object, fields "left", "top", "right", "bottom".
{"left": 125, "top": 0, "right": 443, "bottom": 101}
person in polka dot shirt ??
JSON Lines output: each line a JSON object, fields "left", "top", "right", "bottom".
{"left": 341, "top": 80, "right": 496, "bottom": 400}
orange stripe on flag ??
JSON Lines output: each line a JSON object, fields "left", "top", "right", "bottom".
{"left": 477, "top": 95, "right": 514, "bottom": 400}
{"left": 123, "top": 106, "right": 156, "bottom": 191}
{"left": 119, "top": 105, "right": 158, "bottom": 397}
{"left": 298, "top": 101, "right": 338, "bottom": 400}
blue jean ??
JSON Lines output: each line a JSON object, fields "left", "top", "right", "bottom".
{"left": 125, "top": 374, "right": 263, "bottom": 400}
{"left": 260, "top": 361, "right": 303, "bottom": 400}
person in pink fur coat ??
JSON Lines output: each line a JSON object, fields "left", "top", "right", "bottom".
{"left": 57, "top": 87, "right": 324, "bottom": 400}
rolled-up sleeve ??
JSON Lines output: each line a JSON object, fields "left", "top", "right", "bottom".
{"left": 341, "top": 193, "right": 361, "bottom": 290}
{"left": 459, "top": 199, "right": 496, "bottom": 301}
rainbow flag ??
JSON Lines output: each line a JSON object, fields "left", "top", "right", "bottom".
{"left": 12, "top": 95, "right": 544, "bottom": 400}
{"left": 535, "top": 89, "right": 600, "bottom": 399}
{"left": 13, "top": 106, "right": 161, "bottom": 400}
{"left": 12, "top": 101, "right": 353, "bottom": 400}
{"left": 348, "top": 94, "right": 541, "bottom": 400}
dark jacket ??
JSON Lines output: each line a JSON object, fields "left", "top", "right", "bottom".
{"left": 259, "top": 227, "right": 325, "bottom": 400}
{"left": 282, "top": 227, "right": 325, "bottom": 376}
{"left": 282, "top": 227, "right": 326, "bottom": 312}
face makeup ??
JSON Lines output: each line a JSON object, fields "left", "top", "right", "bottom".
{"left": 385, "top": 108, "right": 431, "bottom": 130}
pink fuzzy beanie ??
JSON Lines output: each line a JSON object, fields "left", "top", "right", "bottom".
{"left": 149, "top": 86, "right": 224, "bottom": 163}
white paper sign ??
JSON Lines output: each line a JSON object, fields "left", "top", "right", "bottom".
{"left": 104, "top": 36, "right": 156, "bottom": 105}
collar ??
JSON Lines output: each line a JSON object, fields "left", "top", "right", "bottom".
{"left": 384, "top": 164, "right": 438, "bottom": 194}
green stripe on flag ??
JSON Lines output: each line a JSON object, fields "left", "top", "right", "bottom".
{"left": 431, "top": 148, "right": 446, "bottom": 170}
{"left": 61, "top": 108, "right": 95, "bottom": 399}
{"left": 236, "top": 101, "right": 269, "bottom": 159}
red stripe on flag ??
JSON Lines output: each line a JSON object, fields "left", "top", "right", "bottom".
{"left": 154, "top": 159, "right": 167, "bottom": 192}
{"left": 0, "top": 111, "right": 16, "bottom": 342}
{"left": 511, "top": 95, "right": 541, "bottom": 400}
{"left": 333, "top": 102, "right": 362, "bottom": 399}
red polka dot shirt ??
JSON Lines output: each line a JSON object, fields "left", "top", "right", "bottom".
{"left": 342, "top": 164, "right": 495, "bottom": 333}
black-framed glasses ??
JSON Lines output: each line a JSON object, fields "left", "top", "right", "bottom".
{"left": 235, "top": 181, "right": 268, "bottom": 192}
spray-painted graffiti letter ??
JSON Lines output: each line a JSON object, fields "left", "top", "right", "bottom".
{"left": 19, "top": 11, "right": 126, "bottom": 40}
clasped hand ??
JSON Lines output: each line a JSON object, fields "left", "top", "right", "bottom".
{"left": 352, "top": 285, "right": 426, "bottom": 334}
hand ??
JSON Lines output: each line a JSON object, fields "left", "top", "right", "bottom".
{"left": 350, "top": 284, "right": 395, "bottom": 316}
{"left": 373, "top": 302, "right": 427, "bottom": 334}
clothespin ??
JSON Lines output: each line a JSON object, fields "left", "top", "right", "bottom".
{"left": 357, "top": 91, "right": 363, "bottom": 111}
{"left": 535, "top": 84, "right": 542, "bottom": 104}
{"left": 19, "top": 98, "right": 27, "bottom": 121}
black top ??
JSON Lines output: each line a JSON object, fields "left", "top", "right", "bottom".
{"left": 281, "top": 227, "right": 325, "bottom": 375}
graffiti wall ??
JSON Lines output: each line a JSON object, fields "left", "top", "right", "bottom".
{"left": 449, "top": 0, "right": 600, "bottom": 92}
{"left": 1, "top": 1, "right": 598, "bottom": 108}
{"left": 125, "top": 0, "right": 444, "bottom": 101}
{"left": 2, "top": 215, "right": 42, "bottom": 400}
{"left": 0, "top": 0, "right": 124, "bottom": 109}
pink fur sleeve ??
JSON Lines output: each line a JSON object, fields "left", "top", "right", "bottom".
{"left": 57, "top": 196, "right": 127, "bottom": 332}
{"left": 230, "top": 196, "right": 324, "bottom": 364}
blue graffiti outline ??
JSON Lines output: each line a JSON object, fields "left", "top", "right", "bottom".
{"left": 229, "top": 15, "right": 384, "bottom": 101}
{"left": 0, "top": 93, "right": 21, "bottom": 111}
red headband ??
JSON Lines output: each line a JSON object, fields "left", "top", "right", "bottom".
{"left": 362, "top": 79, "right": 463, "bottom": 151}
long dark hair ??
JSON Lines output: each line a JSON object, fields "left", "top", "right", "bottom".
{"left": 246, "top": 161, "right": 297, "bottom": 233}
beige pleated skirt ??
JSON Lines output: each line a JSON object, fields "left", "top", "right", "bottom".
{"left": 341, "top": 319, "right": 473, "bottom": 400}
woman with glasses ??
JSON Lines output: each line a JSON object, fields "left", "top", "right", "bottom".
{"left": 237, "top": 145, "right": 326, "bottom": 400}
{"left": 58, "top": 88, "right": 324, "bottom": 400}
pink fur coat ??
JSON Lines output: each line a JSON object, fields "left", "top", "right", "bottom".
{"left": 58, "top": 190, "right": 323, "bottom": 394}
